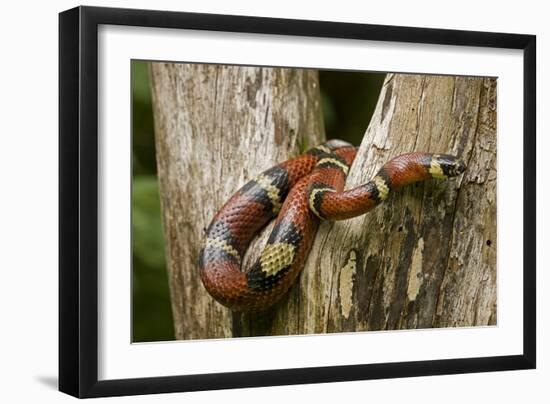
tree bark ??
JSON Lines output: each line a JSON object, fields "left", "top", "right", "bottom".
{"left": 151, "top": 67, "right": 497, "bottom": 340}
{"left": 150, "top": 63, "right": 324, "bottom": 339}
{"left": 303, "top": 74, "right": 497, "bottom": 333}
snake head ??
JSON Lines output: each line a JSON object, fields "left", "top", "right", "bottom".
{"left": 433, "top": 154, "right": 466, "bottom": 178}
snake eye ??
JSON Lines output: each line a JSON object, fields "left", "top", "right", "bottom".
{"left": 446, "top": 157, "right": 466, "bottom": 176}
{"left": 436, "top": 154, "right": 466, "bottom": 177}
{"left": 455, "top": 160, "right": 466, "bottom": 175}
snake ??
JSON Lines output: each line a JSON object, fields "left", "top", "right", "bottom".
{"left": 198, "top": 139, "right": 466, "bottom": 311}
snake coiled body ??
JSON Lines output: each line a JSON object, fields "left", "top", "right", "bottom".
{"left": 199, "top": 139, "right": 465, "bottom": 311}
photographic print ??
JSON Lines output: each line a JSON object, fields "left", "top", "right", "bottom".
{"left": 132, "top": 61, "right": 497, "bottom": 342}
{"left": 59, "top": 6, "right": 535, "bottom": 397}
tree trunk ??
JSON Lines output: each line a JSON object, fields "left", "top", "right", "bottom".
{"left": 150, "top": 63, "right": 325, "bottom": 339}
{"left": 151, "top": 67, "right": 497, "bottom": 340}
{"left": 302, "top": 74, "right": 497, "bottom": 334}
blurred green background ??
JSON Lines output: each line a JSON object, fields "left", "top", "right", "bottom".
{"left": 132, "top": 61, "right": 385, "bottom": 342}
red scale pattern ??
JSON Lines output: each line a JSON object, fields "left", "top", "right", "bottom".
{"left": 200, "top": 144, "right": 463, "bottom": 311}
{"left": 319, "top": 152, "right": 436, "bottom": 220}
{"left": 200, "top": 153, "right": 321, "bottom": 311}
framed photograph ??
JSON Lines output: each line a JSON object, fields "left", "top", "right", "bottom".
{"left": 59, "top": 6, "right": 536, "bottom": 398}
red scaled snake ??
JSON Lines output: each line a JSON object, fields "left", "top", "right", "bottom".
{"left": 199, "top": 139, "right": 465, "bottom": 311}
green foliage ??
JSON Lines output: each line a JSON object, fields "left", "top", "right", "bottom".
{"left": 133, "top": 177, "right": 166, "bottom": 269}
{"left": 132, "top": 176, "right": 174, "bottom": 342}
{"left": 132, "top": 61, "right": 157, "bottom": 177}
{"left": 131, "top": 60, "right": 173, "bottom": 342}
{"left": 297, "top": 137, "right": 310, "bottom": 155}
{"left": 132, "top": 60, "right": 152, "bottom": 103}
{"left": 320, "top": 91, "right": 336, "bottom": 133}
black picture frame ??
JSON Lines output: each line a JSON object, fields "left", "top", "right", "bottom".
{"left": 59, "top": 5, "right": 536, "bottom": 398}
